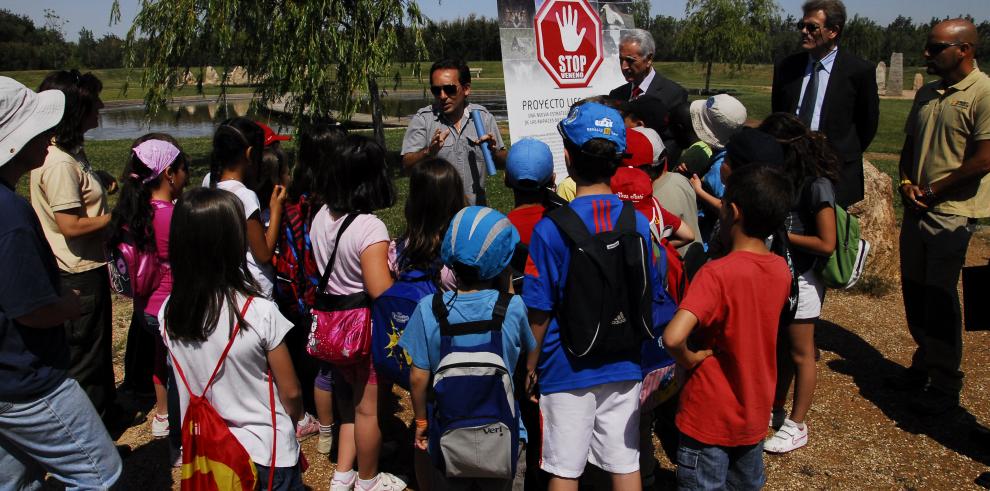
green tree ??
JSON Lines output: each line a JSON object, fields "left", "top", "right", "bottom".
{"left": 843, "top": 15, "right": 884, "bottom": 65}
{"left": 112, "top": 0, "right": 427, "bottom": 145}
{"left": 677, "top": 0, "right": 780, "bottom": 92}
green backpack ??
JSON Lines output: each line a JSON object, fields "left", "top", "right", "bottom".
{"left": 819, "top": 206, "right": 870, "bottom": 289}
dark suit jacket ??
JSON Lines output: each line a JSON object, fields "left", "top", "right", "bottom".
{"left": 610, "top": 71, "right": 689, "bottom": 158}
{"left": 771, "top": 49, "right": 879, "bottom": 206}
{"left": 610, "top": 70, "right": 689, "bottom": 111}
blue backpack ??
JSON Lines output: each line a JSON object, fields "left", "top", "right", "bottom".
{"left": 429, "top": 291, "right": 519, "bottom": 479}
{"left": 371, "top": 268, "right": 438, "bottom": 390}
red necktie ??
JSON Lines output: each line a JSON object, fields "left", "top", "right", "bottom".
{"left": 631, "top": 86, "right": 643, "bottom": 101}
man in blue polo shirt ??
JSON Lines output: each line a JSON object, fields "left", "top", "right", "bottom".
{"left": 0, "top": 77, "right": 122, "bottom": 490}
{"left": 523, "top": 101, "right": 667, "bottom": 490}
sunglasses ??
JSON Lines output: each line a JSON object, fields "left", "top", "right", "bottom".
{"left": 430, "top": 84, "right": 459, "bottom": 97}
{"left": 796, "top": 22, "right": 823, "bottom": 33}
{"left": 925, "top": 42, "right": 966, "bottom": 56}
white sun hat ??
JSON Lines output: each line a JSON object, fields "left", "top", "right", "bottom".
{"left": 0, "top": 77, "right": 65, "bottom": 168}
{"left": 690, "top": 93, "right": 747, "bottom": 151}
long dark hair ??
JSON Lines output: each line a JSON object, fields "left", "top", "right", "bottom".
{"left": 398, "top": 157, "right": 465, "bottom": 272}
{"left": 320, "top": 134, "right": 396, "bottom": 214}
{"left": 256, "top": 144, "right": 288, "bottom": 210}
{"left": 292, "top": 121, "right": 347, "bottom": 218}
{"left": 38, "top": 69, "right": 103, "bottom": 151}
{"left": 758, "top": 112, "right": 840, "bottom": 190}
{"left": 109, "top": 133, "right": 189, "bottom": 251}
{"left": 209, "top": 117, "right": 264, "bottom": 190}
{"left": 164, "top": 187, "right": 262, "bottom": 341}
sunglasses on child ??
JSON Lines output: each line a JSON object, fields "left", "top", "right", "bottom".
{"left": 430, "top": 84, "right": 459, "bottom": 97}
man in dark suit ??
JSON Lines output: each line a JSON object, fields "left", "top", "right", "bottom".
{"left": 771, "top": 0, "right": 879, "bottom": 207}
{"left": 610, "top": 28, "right": 688, "bottom": 157}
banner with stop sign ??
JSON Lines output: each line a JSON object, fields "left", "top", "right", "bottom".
{"left": 497, "top": 0, "right": 633, "bottom": 182}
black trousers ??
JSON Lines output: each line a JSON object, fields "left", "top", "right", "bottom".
{"left": 60, "top": 267, "right": 116, "bottom": 417}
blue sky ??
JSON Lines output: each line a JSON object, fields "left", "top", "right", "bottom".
{"left": 6, "top": 0, "right": 989, "bottom": 41}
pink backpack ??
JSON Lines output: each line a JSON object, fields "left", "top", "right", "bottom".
{"left": 107, "top": 201, "right": 170, "bottom": 299}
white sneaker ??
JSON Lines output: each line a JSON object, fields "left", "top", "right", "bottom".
{"left": 357, "top": 472, "right": 407, "bottom": 491}
{"left": 150, "top": 413, "right": 169, "bottom": 438}
{"left": 769, "top": 408, "right": 786, "bottom": 430}
{"left": 331, "top": 470, "right": 357, "bottom": 491}
{"left": 764, "top": 418, "right": 808, "bottom": 453}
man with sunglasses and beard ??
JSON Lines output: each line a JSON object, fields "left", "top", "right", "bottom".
{"left": 402, "top": 59, "right": 506, "bottom": 206}
{"left": 891, "top": 18, "right": 990, "bottom": 417}
{"left": 770, "top": 0, "right": 878, "bottom": 208}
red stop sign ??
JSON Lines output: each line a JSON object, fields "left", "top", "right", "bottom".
{"left": 534, "top": 0, "right": 603, "bottom": 88}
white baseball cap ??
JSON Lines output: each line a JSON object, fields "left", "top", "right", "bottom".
{"left": 0, "top": 77, "right": 65, "bottom": 168}
{"left": 690, "top": 94, "right": 747, "bottom": 151}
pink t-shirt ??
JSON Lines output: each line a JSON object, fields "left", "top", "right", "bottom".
{"left": 144, "top": 200, "right": 174, "bottom": 317}
{"left": 310, "top": 207, "right": 389, "bottom": 295}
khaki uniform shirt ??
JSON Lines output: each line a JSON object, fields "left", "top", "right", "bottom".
{"left": 401, "top": 103, "right": 504, "bottom": 206}
{"left": 30, "top": 145, "right": 109, "bottom": 273}
{"left": 905, "top": 68, "right": 990, "bottom": 218}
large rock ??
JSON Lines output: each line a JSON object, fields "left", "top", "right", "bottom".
{"left": 203, "top": 66, "right": 221, "bottom": 86}
{"left": 847, "top": 159, "right": 898, "bottom": 278}
{"left": 887, "top": 53, "right": 903, "bottom": 96}
{"left": 228, "top": 66, "right": 249, "bottom": 85}
{"left": 876, "top": 61, "right": 887, "bottom": 95}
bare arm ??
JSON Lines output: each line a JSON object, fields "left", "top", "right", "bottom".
{"left": 787, "top": 206, "right": 837, "bottom": 257}
{"left": 360, "top": 241, "right": 394, "bottom": 299}
{"left": 246, "top": 215, "right": 275, "bottom": 264}
{"left": 690, "top": 174, "right": 722, "bottom": 211}
{"left": 16, "top": 290, "right": 80, "bottom": 328}
{"left": 667, "top": 221, "right": 695, "bottom": 249}
{"left": 402, "top": 128, "right": 449, "bottom": 169}
{"left": 898, "top": 135, "right": 928, "bottom": 210}
{"left": 52, "top": 209, "right": 111, "bottom": 239}
{"left": 661, "top": 309, "right": 712, "bottom": 370}
{"left": 267, "top": 342, "right": 302, "bottom": 426}
{"left": 525, "top": 310, "right": 550, "bottom": 402}
{"left": 410, "top": 366, "right": 430, "bottom": 450}
{"left": 264, "top": 185, "right": 287, "bottom": 253}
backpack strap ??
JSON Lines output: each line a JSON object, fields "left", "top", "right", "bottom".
{"left": 433, "top": 292, "right": 512, "bottom": 353}
{"left": 615, "top": 200, "right": 637, "bottom": 233}
{"left": 547, "top": 205, "right": 591, "bottom": 244}
{"left": 164, "top": 296, "right": 255, "bottom": 399}
{"left": 316, "top": 213, "right": 360, "bottom": 295}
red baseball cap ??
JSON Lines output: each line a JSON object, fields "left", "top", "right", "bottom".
{"left": 256, "top": 121, "right": 291, "bottom": 147}
{"left": 621, "top": 129, "right": 654, "bottom": 168}
{"left": 611, "top": 166, "right": 657, "bottom": 222}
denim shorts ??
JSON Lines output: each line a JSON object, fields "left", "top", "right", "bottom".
{"left": 676, "top": 433, "right": 765, "bottom": 491}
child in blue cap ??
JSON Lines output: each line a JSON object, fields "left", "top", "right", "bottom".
{"left": 522, "top": 101, "right": 668, "bottom": 489}
{"left": 400, "top": 206, "right": 537, "bottom": 490}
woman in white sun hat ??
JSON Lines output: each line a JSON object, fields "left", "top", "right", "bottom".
{"left": 0, "top": 76, "right": 122, "bottom": 490}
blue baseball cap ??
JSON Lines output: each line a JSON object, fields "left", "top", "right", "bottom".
{"left": 442, "top": 206, "right": 520, "bottom": 280}
{"left": 557, "top": 102, "right": 626, "bottom": 155}
{"left": 506, "top": 138, "right": 554, "bottom": 191}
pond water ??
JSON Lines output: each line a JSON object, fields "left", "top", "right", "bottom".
{"left": 85, "top": 95, "right": 508, "bottom": 141}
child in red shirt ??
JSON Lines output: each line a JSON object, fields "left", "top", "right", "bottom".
{"left": 662, "top": 165, "right": 793, "bottom": 490}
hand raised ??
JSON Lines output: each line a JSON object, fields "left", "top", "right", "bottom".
{"left": 555, "top": 5, "right": 587, "bottom": 52}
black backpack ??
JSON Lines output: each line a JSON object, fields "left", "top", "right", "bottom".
{"left": 547, "top": 201, "right": 653, "bottom": 358}
{"left": 768, "top": 226, "right": 800, "bottom": 327}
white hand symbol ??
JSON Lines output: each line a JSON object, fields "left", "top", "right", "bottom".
{"left": 555, "top": 5, "right": 587, "bottom": 53}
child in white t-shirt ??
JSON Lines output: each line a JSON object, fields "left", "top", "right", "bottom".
{"left": 207, "top": 118, "right": 286, "bottom": 297}
{"left": 160, "top": 186, "right": 303, "bottom": 488}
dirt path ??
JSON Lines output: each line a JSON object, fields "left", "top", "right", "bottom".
{"left": 107, "top": 232, "right": 990, "bottom": 490}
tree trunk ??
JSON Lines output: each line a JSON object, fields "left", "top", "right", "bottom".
{"left": 368, "top": 76, "right": 385, "bottom": 148}
{"left": 704, "top": 60, "right": 713, "bottom": 94}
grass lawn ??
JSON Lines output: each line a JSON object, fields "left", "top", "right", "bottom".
{"left": 7, "top": 59, "right": 929, "bottom": 229}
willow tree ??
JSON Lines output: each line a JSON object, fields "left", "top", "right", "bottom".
{"left": 676, "top": 0, "right": 779, "bottom": 92}
{"left": 111, "top": 0, "right": 428, "bottom": 144}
